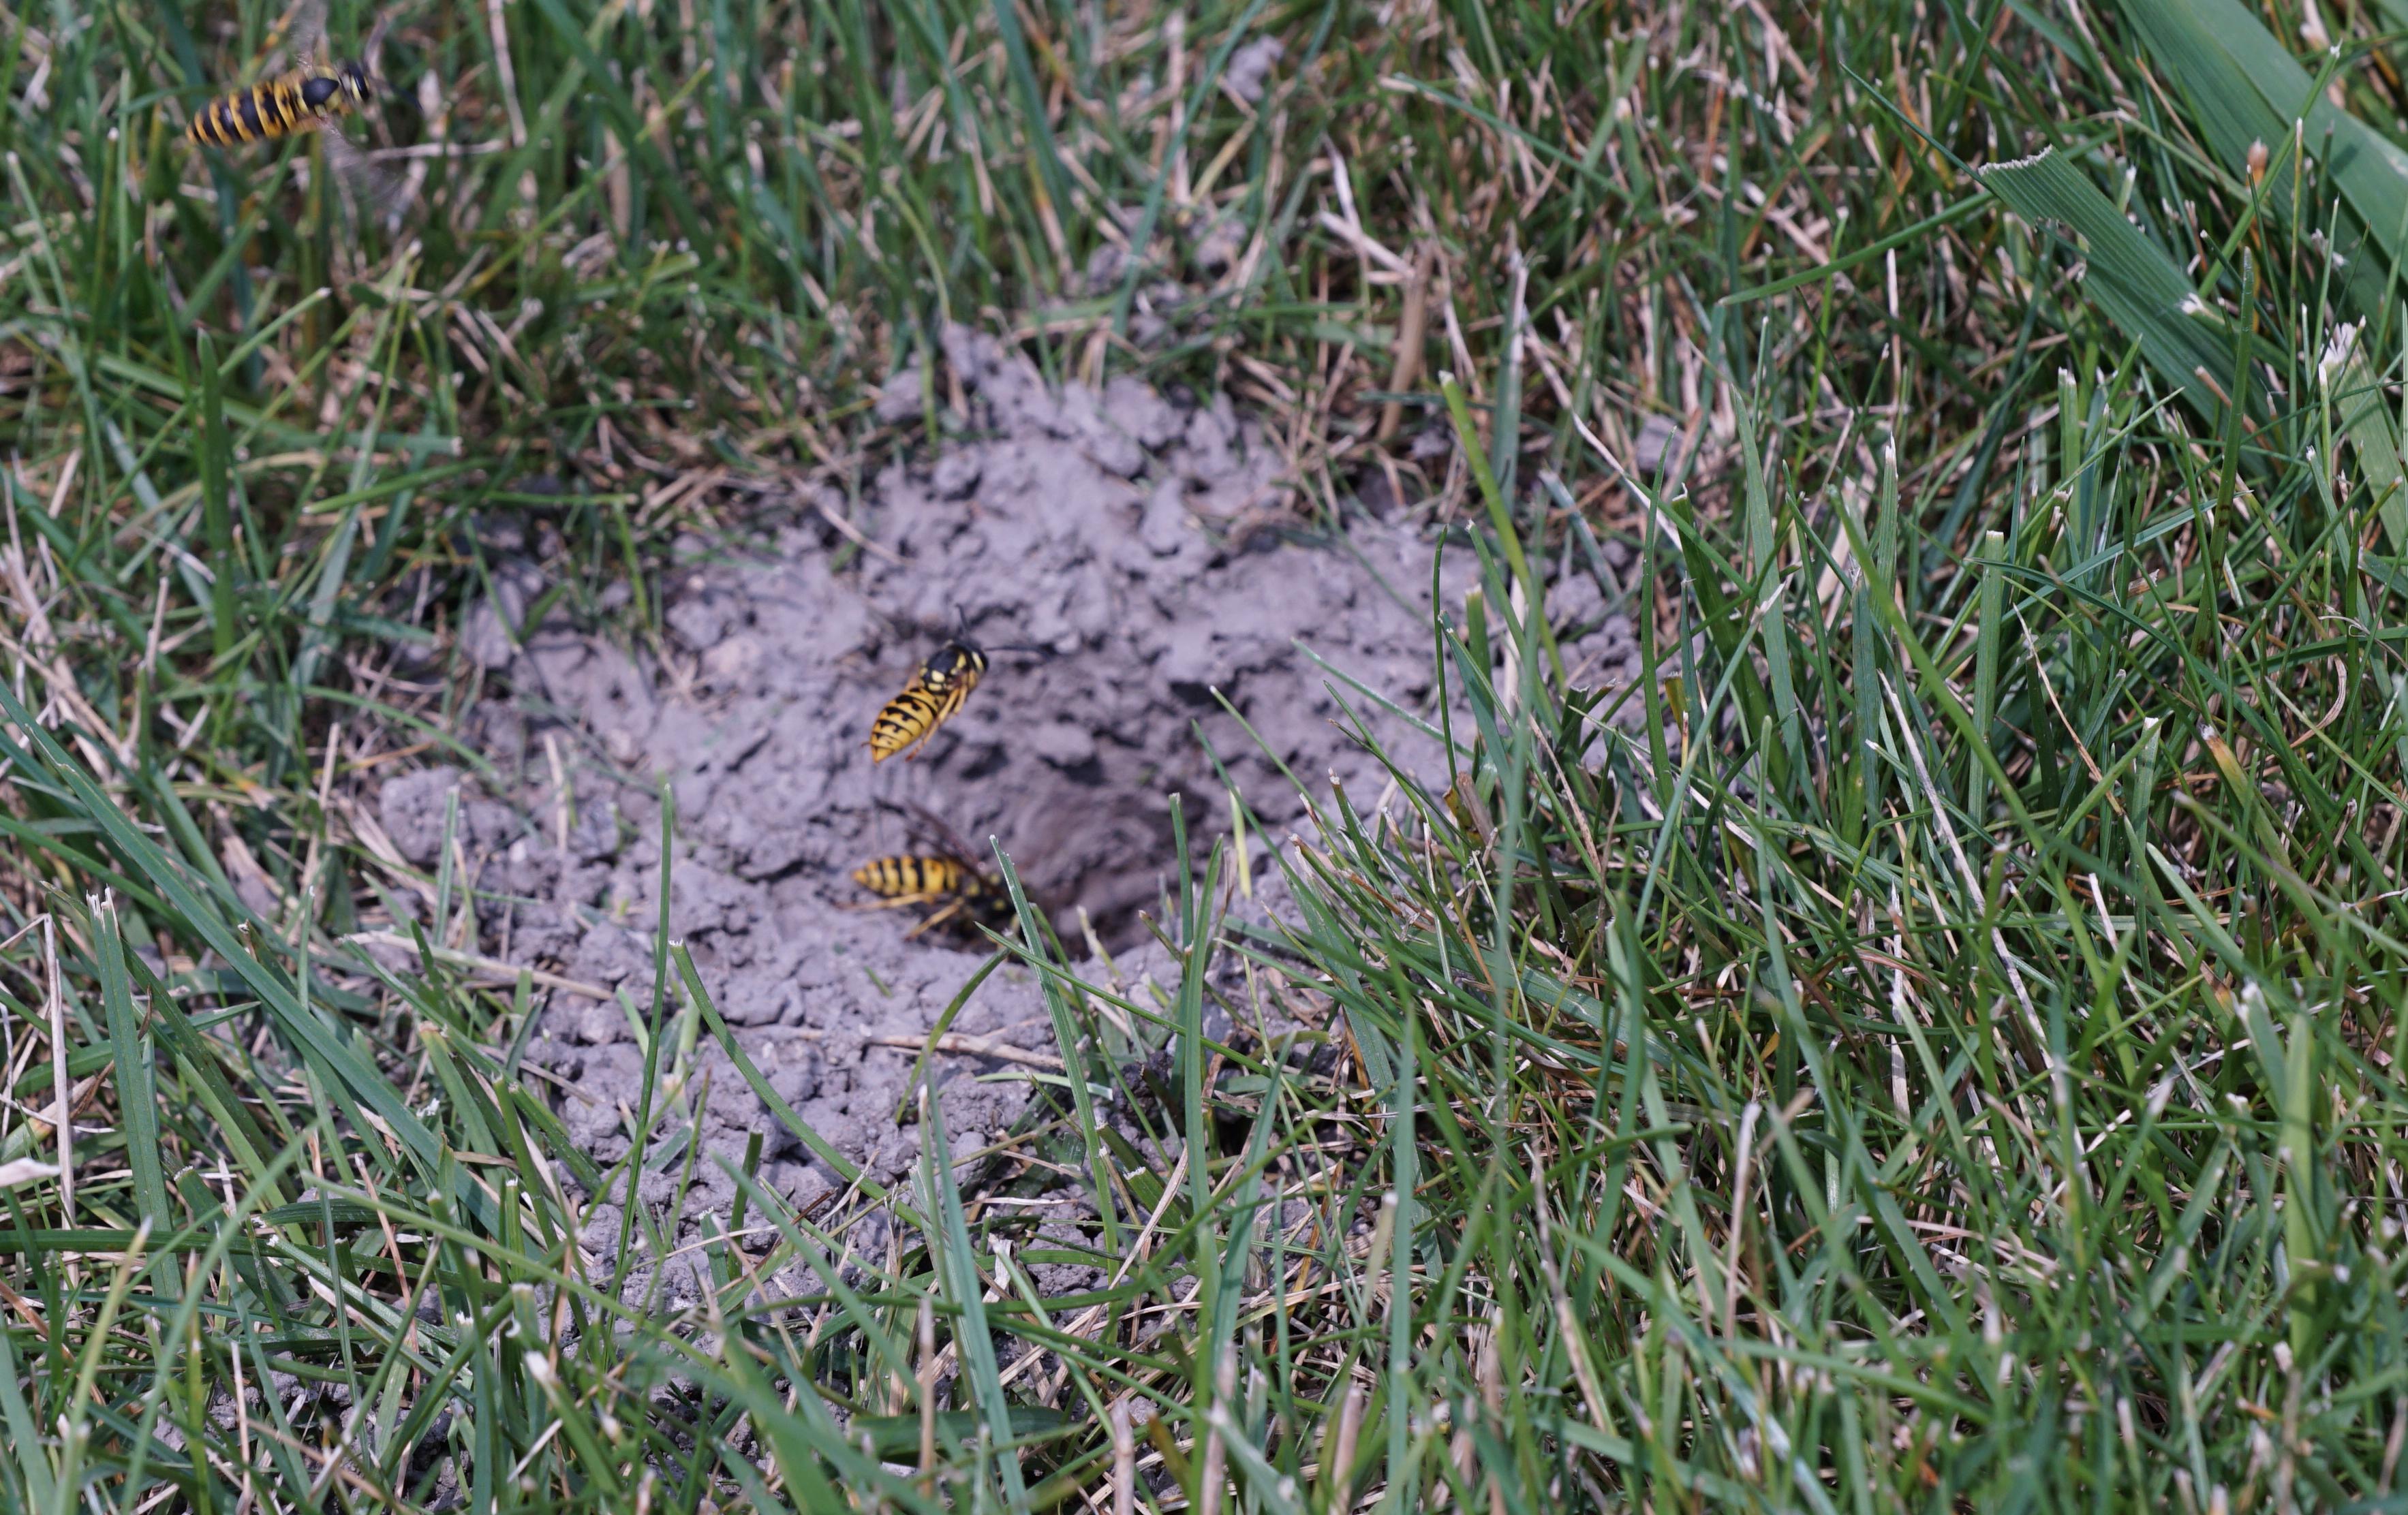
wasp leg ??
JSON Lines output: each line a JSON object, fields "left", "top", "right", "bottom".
{"left": 842, "top": 892, "right": 952, "bottom": 915}
{"left": 902, "top": 685, "right": 972, "bottom": 761}
{"left": 904, "top": 899, "right": 970, "bottom": 939}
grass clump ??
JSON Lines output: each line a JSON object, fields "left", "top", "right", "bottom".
{"left": 2, "top": 0, "right": 2408, "bottom": 1509}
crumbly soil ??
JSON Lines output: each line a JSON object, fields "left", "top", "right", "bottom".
{"left": 374, "top": 326, "right": 1639, "bottom": 1295}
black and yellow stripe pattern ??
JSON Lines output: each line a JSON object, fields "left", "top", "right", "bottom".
{"left": 866, "top": 642, "right": 988, "bottom": 762}
{"left": 187, "top": 62, "right": 371, "bottom": 148}
{"left": 851, "top": 850, "right": 998, "bottom": 937}
{"left": 850, "top": 855, "right": 984, "bottom": 903}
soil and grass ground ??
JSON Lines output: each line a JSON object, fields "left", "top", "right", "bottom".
{"left": 6, "top": 0, "right": 2408, "bottom": 1509}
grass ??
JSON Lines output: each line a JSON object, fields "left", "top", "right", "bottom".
{"left": 3, "top": 0, "right": 2408, "bottom": 1508}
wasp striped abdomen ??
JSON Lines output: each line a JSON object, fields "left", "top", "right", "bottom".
{"left": 867, "top": 641, "right": 989, "bottom": 762}
{"left": 852, "top": 852, "right": 996, "bottom": 937}
{"left": 187, "top": 62, "right": 371, "bottom": 147}
{"left": 851, "top": 855, "right": 981, "bottom": 902}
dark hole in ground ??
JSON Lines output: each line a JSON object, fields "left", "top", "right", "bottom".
{"left": 376, "top": 324, "right": 1642, "bottom": 1231}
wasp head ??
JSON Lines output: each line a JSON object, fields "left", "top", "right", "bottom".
{"left": 297, "top": 63, "right": 372, "bottom": 110}
{"left": 920, "top": 642, "right": 987, "bottom": 691}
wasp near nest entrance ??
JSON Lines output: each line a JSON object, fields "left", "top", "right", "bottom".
{"left": 867, "top": 640, "right": 990, "bottom": 763}
{"left": 865, "top": 617, "right": 1047, "bottom": 763}
{"left": 849, "top": 805, "right": 1010, "bottom": 939}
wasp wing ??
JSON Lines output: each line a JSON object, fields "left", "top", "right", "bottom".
{"left": 899, "top": 802, "right": 992, "bottom": 878}
{"left": 267, "top": 0, "right": 329, "bottom": 70}
{"left": 319, "top": 120, "right": 409, "bottom": 229}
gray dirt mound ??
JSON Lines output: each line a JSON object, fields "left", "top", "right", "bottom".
{"left": 380, "top": 326, "right": 1638, "bottom": 1277}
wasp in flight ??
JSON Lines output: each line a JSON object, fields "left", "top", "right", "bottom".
{"left": 187, "top": 59, "right": 372, "bottom": 148}
{"left": 850, "top": 806, "right": 1007, "bottom": 938}
{"left": 867, "top": 640, "right": 990, "bottom": 763}
{"left": 866, "top": 619, "right": 1046, "bottom": 763}
{"left": 185, "top": 2, "right": 399, "bottom": 219}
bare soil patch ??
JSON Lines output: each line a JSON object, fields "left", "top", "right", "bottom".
{"left": 379, "top": 327, "right": 1637, "bottom": 1286}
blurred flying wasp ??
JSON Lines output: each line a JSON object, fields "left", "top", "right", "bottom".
{"left": 866, "top": 614, "right": 1047, "bottom": 763}
{"left": 848, "top": 803, "right": 1010, "bottom": 939}
{"left": 867, "top": 642, "right": 986, "bottom": 764}
{"left": 185, "top": 0, "right": 401, "bottom": 222}
{"left": 186, "top": 57, "right": 370, "bottom": 148}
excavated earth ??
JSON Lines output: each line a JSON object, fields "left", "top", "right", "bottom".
{"left": 372, "top": 327, "right": 1640, "bottom": 1296}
